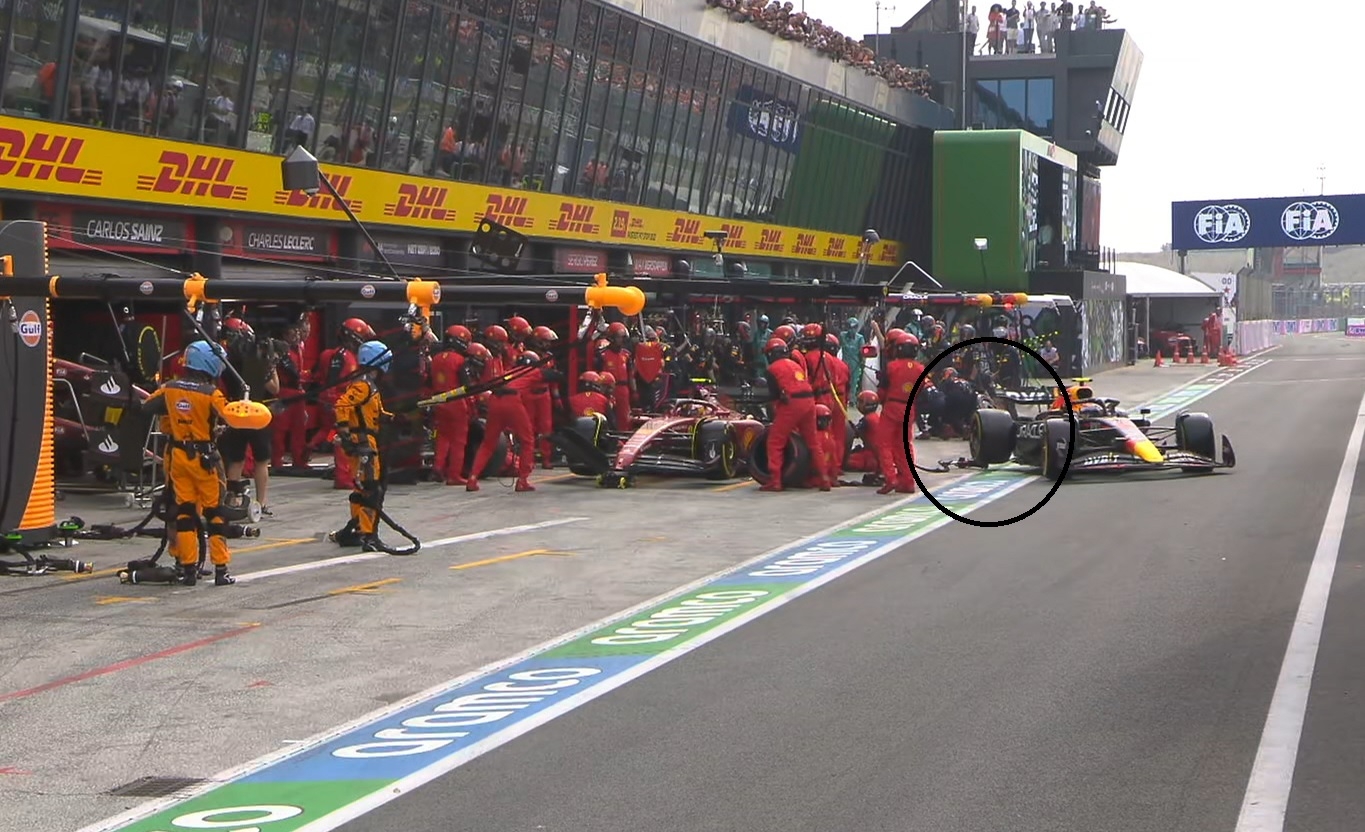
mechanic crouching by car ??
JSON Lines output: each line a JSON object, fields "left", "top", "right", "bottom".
{"left": 847, "top": 390, "right": 896, "bottom": 486}
{"left": 570, "top": 371, "right": 610, "bottom": 418}
{"left": 807, "top": 403, "right": 839, "bottom": 489}
{"left": 760, "top": 337, "right": 829, "bottom": 493}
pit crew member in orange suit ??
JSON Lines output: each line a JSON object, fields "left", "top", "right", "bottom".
{"left": 596, "top": 321, "right": 634, "bottom": 428}
{"left": 271, "top": 321, "right": 311, "bottom": 470}
{"left": 570, "top": 371, "right": 611, "bottom": 418}
{"left": 314, "top": 317, "right": 375, "bottom": 489}
{"left": 634, "top": 327, "right": 667, "bottom": 410}
{"left": 524, "top": 325, "right": 561, "bottom": 468}
{"left": 428, "top": 325, "right": 473, "bottom": 485}
{"left": 877, "top": 330, "right": 926, "bottom": 495}
{"left": 505, "top": 315, "right": 533, "bottom": 358}
{"left": 761, "top": 338, "right": 827, "bottom": 493}
{"left": 517, "top": 347, "right": 563, "bottom": 469}
{"left": 467, "top": 349, "right": 539, "bottom": 493}
{"left": 598, "top": 371, "right": 618, "bottom": 429}
{"left": 806, "top": 403, "right": 838, "bottom": 490}
{"left": 328, "top": 341, "right": 394, "bottom": 552}
{"left": 139, "top": 340, "right": 238, "bottom": 587}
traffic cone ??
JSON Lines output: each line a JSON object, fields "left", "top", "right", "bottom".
{"left": 1153, "top": 350, "right": 1164, "bottom": 368}
{"left": 1186, "top": 348, "right": 1195, "bottom": 364}
{"left": 1201, "top": 346, "right": 1210, "bottom": 364}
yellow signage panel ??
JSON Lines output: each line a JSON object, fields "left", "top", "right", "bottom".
{"left": 0, "top": 116, "right": 902, "bottom": 267}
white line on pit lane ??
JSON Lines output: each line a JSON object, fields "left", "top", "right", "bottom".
{"left": 231, "top": 517, "right": 588, "bottom": 583}
{"left": 1234, "top": 387, "right": 1365, "bottom": 831}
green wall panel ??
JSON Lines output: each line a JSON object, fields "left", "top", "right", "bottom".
{"left": 778, "top": 101, "right": 896, "bottom": 235}
{"left": 932, "top": 130, "right": 1026, "bottom": 292}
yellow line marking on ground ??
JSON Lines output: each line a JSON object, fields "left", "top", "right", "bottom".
{"left": 93, "top": 595, "right": 158, "bottom": 606}
{"left": 64, "top": 536, "right": 316, "bottom": 581}
{"left": 532, "top": 472, "right": 577, "bottom": 483}
{"left": 326, "top": 578, "right": 402, "bottom": 596}
{"left": 711, "top": 479, "right": 758, "bottom": 492}
{"left": 451, "top": 549, "right": 574, "bottom": 570}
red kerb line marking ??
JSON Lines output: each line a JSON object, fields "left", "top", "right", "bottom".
{"left": 0, "top": 623, "right": 263, "bottom": 704}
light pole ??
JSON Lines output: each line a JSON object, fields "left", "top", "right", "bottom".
{"left": 961, "top": 1, "right": 971, "bottom": 129}
{"left": 975, "top": 237, "right": 989, "bottom": 286}
{"left": 875, "top": 0, "right": 896, "bottom": 56}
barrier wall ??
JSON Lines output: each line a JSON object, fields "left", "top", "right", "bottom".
{"left": 1234, "top": 318, "right": 1344, "bottom": 355}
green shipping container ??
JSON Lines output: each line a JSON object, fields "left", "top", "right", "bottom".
{"left": 932, "top": 129, "right": 1077, "bottom": 292}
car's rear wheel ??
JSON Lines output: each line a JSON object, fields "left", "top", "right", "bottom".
{"left": 748, "top": 426, "right": 812, "bottom": 486}
{"left": 1176, "top": 412, "right": 1218, "bottom": 473}
{"left": 971, "top": 408, "right": 1017, "bottom": 465}
{"left": 567, "top": 414, "right": 609, "bottom": 476}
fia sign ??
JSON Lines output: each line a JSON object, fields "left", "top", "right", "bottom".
{"left": 1281, "top": 200, "right": 1339, "bottom": 241}
{"left": 1194, "top": 204, "right": 1251, "bottom": 244}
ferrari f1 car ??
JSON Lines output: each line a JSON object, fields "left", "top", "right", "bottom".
{"left": 932, "top": 381, "right": 1236, "bottom": 480}
{"left": 552, "top": 397, "right": 765, "bottom": 488}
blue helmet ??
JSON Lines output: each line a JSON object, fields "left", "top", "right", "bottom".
{"left": 358, "top": 340, "right": 393, "bottom": 371}
{"left": 184, "top": 340, "right": 226, "bottom": 378}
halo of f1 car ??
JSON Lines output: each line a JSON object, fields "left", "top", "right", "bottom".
{"left": 928, "top": 378, "right": 1237, "bottom": 480}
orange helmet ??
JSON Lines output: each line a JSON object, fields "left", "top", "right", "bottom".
{"left": 599, "top": 371, "right": 616, "bottom": 388}
{"left": 483, "top": 324, "right": 509, "bottom": 344}
{"left": 531, "top": 325, "right": 558, "bottom": 343}
{"left": 465, "top": 342, "right": 492, "bottom": 367}
{"left": 341, "top": 317, "right": 375, "bottom": 345}
{"left": 764, "top": 337, "right": 790, "bottom": 360}
{"left": 506, "top": 316, "right": 532, "bottom": 338}
{"left": 815, "top": 402, "right": 832, "bottom": 429}
{"left": 579, "top": 370, "right": 602, "bottom": 392}
{"left": 856, "top": 390, "right": 880, "bottom": 414}
{"left": 773, "top": 324, "right": 797, "bottom": 343}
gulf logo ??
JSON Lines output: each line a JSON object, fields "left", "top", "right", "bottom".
{"left": 18, "top": 310, "right": 42, "bottom": 348}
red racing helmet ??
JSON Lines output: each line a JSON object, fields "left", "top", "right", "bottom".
{"left": 341, "top": 317, "right": 375, "bottom": 344}
{"left": 532, "top": 325, "right": 558, "bottom": 343}
{"left": 856, "top": 390, "right": 880, "bottom": 414}
{"left": 506, "top": 316, "right": 532, "bottom": 338}
{"left": 483, "top": 324, "right": 509, "bottom": 344}
{"left": 464, "top": 342, "right": 492, "bottom": 367}
{"left": 815, "top": 403, "right": 832, "bottom": 429}
{"left": 763, "top": 337, "right": 790, "bottom": 360}
{"left": 773, "top": 324, "right": 797, "bottom": 344}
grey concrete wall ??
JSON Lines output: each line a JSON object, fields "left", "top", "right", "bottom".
{"left": 604, "top": 0, "right": 955, "bottom": 128}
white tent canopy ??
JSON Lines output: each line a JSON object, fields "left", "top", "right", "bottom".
{"left": 1116, "top": 261, "right": 1221, "bottom": 298}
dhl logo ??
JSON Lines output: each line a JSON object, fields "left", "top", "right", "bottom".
{"left": 273, "top": 175, "right": 364, "bottom": 213}
{"left": 611, "top": 210, "right": 630, "bottom": 239}
{"left": 136, "top": 151, "right": 247, "bottom": 200}
{"left": 384, "top": 183, "right": 456, "bottom": 222}
{"left": 480, "top": 193, "right": 534, "bottom": 228}
{"left": 667, "top": 217, "right": 704, "bottom": 246}
{"left": 877, "top": 242, "right": 899, "bottom": 263}
{"left": 0, "top": 128, "right": 102, "bottom": 186}
{"left": 793, "top": 232, "right": 818, "bottom": 256}
{"left": 551, "top": 202, "right": 599, "bottom": 235}
{"left": 721, "top": 222, "right": 747, "bottom": 250}
{"left": 824, "top": 236, "right": 847, "bottom": 259}
{"left": 755, "top": 228, "right": 784, "bottom": 253}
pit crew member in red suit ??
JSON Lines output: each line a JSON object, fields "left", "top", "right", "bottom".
{"left": 598, "top": 371, "right": 618, "bottom": 429}
{"left": 633, "top": 327, "right": 667, "bottom": 411}
{"left": 877, "top": 330, "right": 926, "bottom": 495}
{"left": 525, "top": 325, "right": 561, "bottom": 468}
{"left": 516, "top": 346, "right": 563, "bottom": 469}
{"left": 505, "top": 315, "right": 532, "bottom": 359}
{"left": 428, "top": 325, "right": 473, "bottom": 485}
{"left": 761, "top": 338, "right": 827, "bottom": 493}
{"left": 467, "top": 349, "right": 539, "bottom": 493}
{"left": 271, "top": 321, "right": 311, "bottom": 470}
{"left": 596, "top": 321, "right": 634, "bottom": 428}
{"left": 806, "top": 403, "right": 837, "bottom": 490}
{"left": 569, "top": 371, "right": 611, "bottom": 418}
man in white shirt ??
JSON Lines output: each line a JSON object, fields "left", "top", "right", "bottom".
{"left": 1022, "top": 1, "right": 1035, "bottom": 52}
{"left": 966, "top": 6, "right": 979, "bottom": 54}
{"left": 287, "top": 106, "right": 315, "bottom": 151}
{"left": 1037, "top": 2, "right": 1054, "bottom": 52}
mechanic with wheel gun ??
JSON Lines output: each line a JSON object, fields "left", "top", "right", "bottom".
{"left": 760, "top": 337, "right": 830, "bottom": 492}
{"left": 517, "top": 346, "right": 564, "bottom": 471}
{"left": 328, "top": 341, "right": 396, "bottom": 552}
{"left": 596, "top": 322, "right": 635, "bottom": 430}
{"left": 808, "top": 403, "right": 839, "bottom": 488}
{"left": 524, "top": 325, "right": 562, "bottom": 469}
{"left": 570, "top": 371, "right": 611, "bottom": 418}
{"left": 218, "top": 317, "right": 280, "bottom": 517}
{"left": 428, "top": 325, "right": 474, "bottom": 486}
{"left": 846, "top": 390, "right": 896, "bottom": 487}
{"left": 138, "top": 340, "right": 241, "bottom": 586}
{"left": 272, "top": 319, "right": 312, "bottom": 472}
{"left": 313, "top": 318, "right": 376, "bottom": 490}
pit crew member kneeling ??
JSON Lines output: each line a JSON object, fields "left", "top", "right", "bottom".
{"left": 760, "top": 337, "right": 829, "bottom": 492}
{"left": 328, "top": 341, "right": 395, "bottom": 552}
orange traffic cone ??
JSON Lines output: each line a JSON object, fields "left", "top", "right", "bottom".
{"left": 1201, "top": 346, "right": 1210, "bottom": 364}
{"left": 1153, "top": 350, "right": 1164, "bottom": 368}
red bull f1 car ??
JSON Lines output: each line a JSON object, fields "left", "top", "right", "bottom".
{"left": 552, "top": 397, "right": 766, "bottom": 488}
{"left": 930, "top": 381, "right": 1236, "bottom": 480}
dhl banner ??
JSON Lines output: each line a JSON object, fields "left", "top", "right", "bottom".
{"left": 0, "top": 116, "right": 903, "bottom": 267}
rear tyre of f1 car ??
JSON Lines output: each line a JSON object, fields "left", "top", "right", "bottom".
{"left": 463, "top": 419, "right": 511, "bottom": 479}
{"left": 747, "top": 426, "right": 812, "bottom": 486}
{"left": 568, "top": 415, "right": 610, "bottom": 476}
{"left": 1040, "top": 417, "right": 1070, "bottom": 482}
{"left": 698, "top": 421, "right": 739, "bottom": 480}
{"left": 1176, "top": 412, "right": 1218, "bottom": 473}
{"left": 971, "top": 408, "right": 1017, "bottom": 465}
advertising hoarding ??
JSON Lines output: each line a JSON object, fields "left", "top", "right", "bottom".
{"left": 1172, "top": 193, "right": 1365, "bottom": 250}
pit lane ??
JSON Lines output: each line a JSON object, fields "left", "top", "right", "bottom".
{"left": 0, "top": 354, "right": 1280, "bottom": 832}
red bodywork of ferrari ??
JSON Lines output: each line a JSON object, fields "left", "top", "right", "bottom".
{"left": 610, "top": 399, "right": 764, "bottom": 476}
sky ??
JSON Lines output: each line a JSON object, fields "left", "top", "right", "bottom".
{"left": 796, "top": 0, "right": 1362, "bottom": 252}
